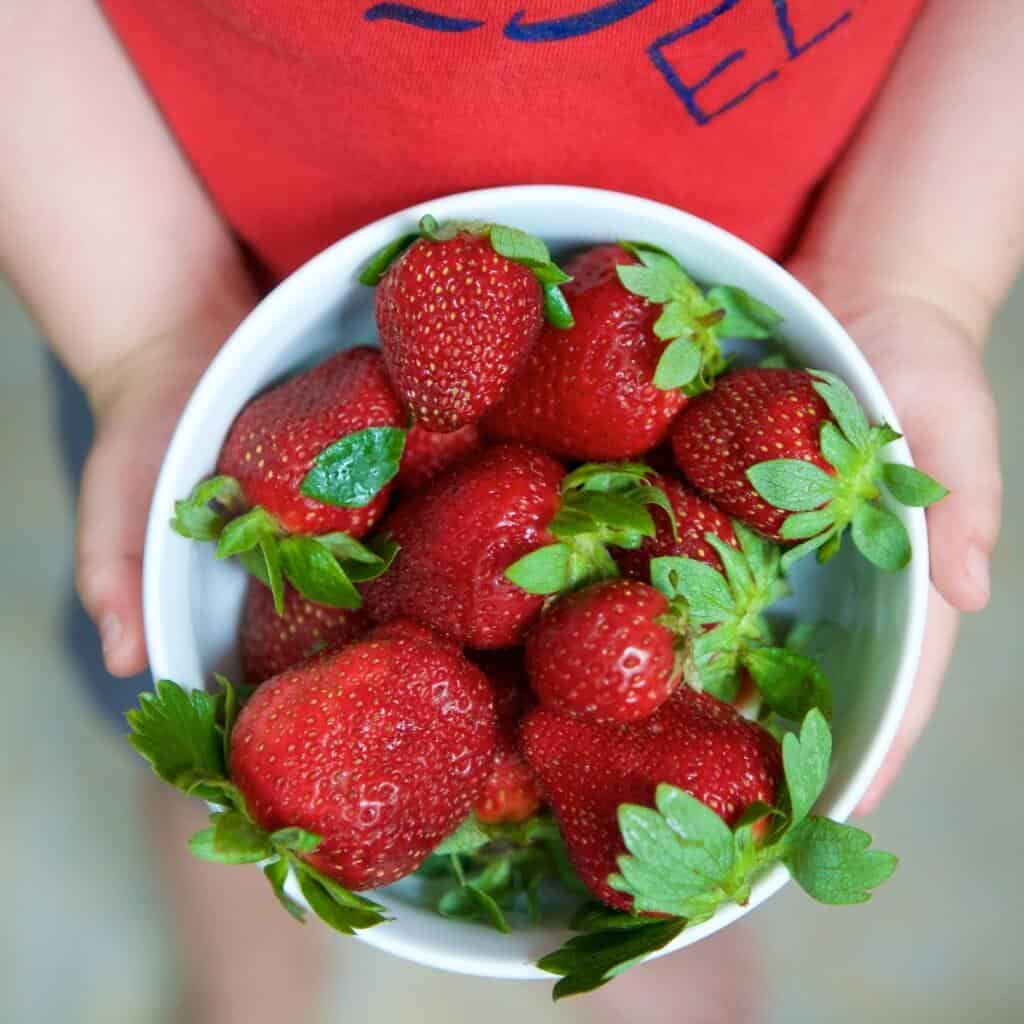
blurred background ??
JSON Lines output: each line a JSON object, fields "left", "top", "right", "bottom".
{"left": 2, "top": 272, "right": 1021, "bottom": 1024}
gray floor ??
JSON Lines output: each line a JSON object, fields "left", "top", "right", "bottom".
{"left": 2, "top": 274, "right": 1021, "bottom": 1023}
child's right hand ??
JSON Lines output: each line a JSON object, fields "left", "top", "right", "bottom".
{"left": 76, "top": 326, "right": 247, "bottom": 677}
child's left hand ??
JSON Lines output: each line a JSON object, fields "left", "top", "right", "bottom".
{"left": 788, "top": 264, "right": 1002, "bottom": 813}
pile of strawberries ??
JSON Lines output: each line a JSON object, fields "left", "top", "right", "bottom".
{"left": 137, "top": 217, "right": 945, "bottom": 997}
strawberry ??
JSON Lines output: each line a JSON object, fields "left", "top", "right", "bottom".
{"left": 520, "top": 686, "right": 782, "bottom": 910}
{"left": 526, "top": 580, "right": 681, "bottom": 724}
{"left": 614, "top": 473, "right": 736, "bottom": 582}
{"left": 671, "top": 367, "right": 947, "bottom": 570}
{"left": 239, "top": 580, "right": 369, "bottom": 684}
{"left": 172, "top": 347, "right": 406, "bottom": 613}
{"left": 395, "top": 421, "right": 482, "bottom": 495}
{"left": 363, "top": 448, "right": 673, "bottom": 648}
{"left": 229, "top": 622, "right": 498, "bottom": 890}
{"left": 469, "top": 651, "right": 544, "bottom": 825}
{"left": 483, "top": 244, "right": 781, "bottom": 460}
{"left": 360, "top": 216, "right": 573, "bottom": 431}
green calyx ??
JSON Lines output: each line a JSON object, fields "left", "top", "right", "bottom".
{"left": 746, "top": 369, "right": 949, "bottom": 573}
{"left": 505, "top": 462, "right": 676, "bottom": 596}
{"left": 358, "top": 214, "right": 574, "bottom": 328}
{"left": 616, "top": 242, "right": 784, "bottom": 396}
{"left": 127, "top": 677, "right": 388, "bottom": 934}
{"left": 538, "top": 710, "right": 897, "bottom": 999}
{"left": 649, "top": 525, "right": 831, "bottom": 719}
{"left": 172, "top": 474, "right": 398, "bottom": 614}
{"left": 419, "top": 812, "right": 587, "bottom": 934}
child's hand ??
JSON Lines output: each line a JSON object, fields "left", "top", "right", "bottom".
{"left": 788, "top": 263, "right": 1002, "bottom": 812}
{"left": 76, "top": 331, "right": 241, "bottom": 677}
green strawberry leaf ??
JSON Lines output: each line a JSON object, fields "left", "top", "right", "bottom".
{"left": 271, "top": 827, "right": 322, "bottom": 855}
{"left": 489, "top": 224, "right": 552, "bottom": 267}
{"left": 567, "top": 491, "right": 656, "bottom": 537}
{"left": 542, "top": 282, "right": 575, "bottom": 329}
{"left": 505, "top": 543, "right": 571, "bottom": 595}
{"left": 292, "top": 861, "right": 388, "bottom": 934}
{"left": 780, "top": 527, "right": 838, "bottom": 573}
{"left": 438, "top": 882, "right": 511, "bottom": 933}
{"left": 850, "top": 503, "right": 912, "bottom": 571}
{"left": 171, "top": 475, "right": 245, "bottom": 541}
{"left": 743, "top": 647, "right": 832, "bottom": 721}
{"left": 263, "top": 857, "right": 307, "bottom": 921}
{"left": 705, "top": 285, "right": 783, "bottom": 339}
{"left": 650, "top": 556, "right": 736, "bottom": 623}
{"left": 212, "top": 673, "right": 240, "bottom": 766}
{"left": 881, "top": 463, "right": 948, "bottom": 508}
{"left": 301, "top": 427, "right": 406, "bottom": 508}
{"left": 781, "top": 817, "right": 898, "bottom": 905}
{"left": 810, "top": 370, "right": 871, "bottom": 451}
{"left": 215, "top": 506, "right": 279, "bottom": 559}
{"left": 819, "top": 421, "right": 859, "bottom": 476}
{"left": 779, "top": 508, "right": 835, "bottom": 542}
{"left": 537, "top": 918, "right": 687, "bottom": 1000}
{"left": 279, "top": 535, "right": 362, "bottom": 608}
{"left": 207, "top": 810, "right": 274, "bottom": 864}
{"left": 569, "top": 903, "right": 653, "bottom": 932}
{"left": 746, "top": 460, "right": 837, "bottom": 512}
{"left": 315, "top": 532, "right": 399, "bottom": 583}
{"left": 653, "top": 337, "right": 702, "bottom": 390}
{"left": 562, "top": 462, "right": 655, "bottom": 491}
{"left": 126, "top": 680, "right": 225, "bottom": 791}
{"left": 782, "top": 708, "right": 832, "bottom": 828}
{"left": 434, "top": 815, "right": 492, "bottom": 856}
{"left": 358, "top": 231, "right": 421, "bottom": 286}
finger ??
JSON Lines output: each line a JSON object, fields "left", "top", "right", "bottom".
{"left": 858, "top": 320, "right": 1002, "bottom": 613}
{"left": 76, "top": 393, "right": 184, "bottom": 677}
{"left": 855, "top": 586, "right": 959, "bottom": 815}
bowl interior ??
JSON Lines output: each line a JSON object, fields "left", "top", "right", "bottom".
{"left": 144, "top": 187, "right": 927, "bottom": 980}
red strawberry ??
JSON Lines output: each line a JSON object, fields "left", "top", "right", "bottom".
{"left": 672, "top": 367, "right": 946, "bottom": 568}
{"left": 362, "top": 446, "right": 672, "bottom": 648}
{"left": 230, "top": 625, "right": 498, "bottom": 890}
{"left": 483, "top": 240, "right": 754, "bottom": 460}
{"left": 520, "top": 686, "right": 782, "bottom": 910}
{"left": 364, "top": 444, "right": 561, "bottom": 647}
{"left": 173, "top": 347, "right": 407, "bottom": 612}
{"left": 615, "top": 473, "right": 737, "bottom": 582}
{"left": 239, "top": 581, "right": 369, "bottom": 684}
{"left": 395, "top": 421, "right": 482, "bottom": 495}
{"left": 470, "top": 651, "right": 544, "bottom": 824}
{"left": 218, "top": 347, "right": 403, "bottom": 535}
{"left": 526, "top": 580, "right": 681, "bottom": 724}
{"left": 363, "top": 218, "right": 572, "bottom": 431}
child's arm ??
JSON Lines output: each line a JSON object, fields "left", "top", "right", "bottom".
{"left": 789, "top": 0, "right": 1022, "bottom": 808}
{"left": 0, "top": 2, "right": 258, "bottom": 675}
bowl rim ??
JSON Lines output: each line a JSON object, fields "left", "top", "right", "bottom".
{"left": 143, "top": 184, "right": 929, "bottom": 980}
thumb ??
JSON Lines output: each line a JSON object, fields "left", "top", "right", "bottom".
{"left": 76, "top": 349, "right": 213, "bottom": 676}
{"left": 846, "top": 303, "right": 1002, "bottom": 613}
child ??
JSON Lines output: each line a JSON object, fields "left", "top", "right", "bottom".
{"left": 1, "top": 2, "right": 1014, "bottom": 1020}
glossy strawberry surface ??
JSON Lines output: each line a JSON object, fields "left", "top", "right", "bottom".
{"left": 218, "top": 347, "right": 403, "bottom": 535}
{"left": 483, "top": 245, "right": 687, "bottom": 459}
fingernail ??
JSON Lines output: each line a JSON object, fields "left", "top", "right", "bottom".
{"left": 966, "top": 546, "right": 991, "bottom": 604}
{"left": 100, "top": 613, "right": 123, "bottom": 663}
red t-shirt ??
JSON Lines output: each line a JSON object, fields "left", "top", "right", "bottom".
{"left": 101, "top": 0, "right": 924, "bottom": 282}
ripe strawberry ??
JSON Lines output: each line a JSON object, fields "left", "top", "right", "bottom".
{"left": 526, "top": 580, "right": 681, "bottom": 724}
{"left": 230, "top": 624, "right": 498, "bottom": 890}
{"left": 614, "top": 473, "right": 736, "bottom": 582}
{"left": 672, "top": 367, "right": 947, "bottom": 570}
{"left": 520, "top": 686, "right": 782, "bottom": 910}
{"left": 218, "top": 347, "right": 403, "bottom": 535}
{"left": 239, "top": 580, "right": 369, "bottom": 684}
{"left": 173, "top": 347, "right": 406, "bottom": 612}
{"left": 483, "top": 244, "right": 778, "bottom": 460}
{"left": 395, "top": 421, "right": 482, "bottom": 495}
{"left": 470, "top": 652, "right": 544, "bottom": 825}
{"left": 361, "top": 217, "right": 573, "bottom": 431}
{"left": 362, "top": 447, "right": 673, "bottom": 648}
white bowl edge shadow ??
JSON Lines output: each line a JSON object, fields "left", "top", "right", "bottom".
{"left": 143, "top": 185, "right": 929, "bottom": 980}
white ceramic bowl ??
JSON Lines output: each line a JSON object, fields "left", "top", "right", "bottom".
{"left": 143, "top": 185, "right": 928, "bottom": 980}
